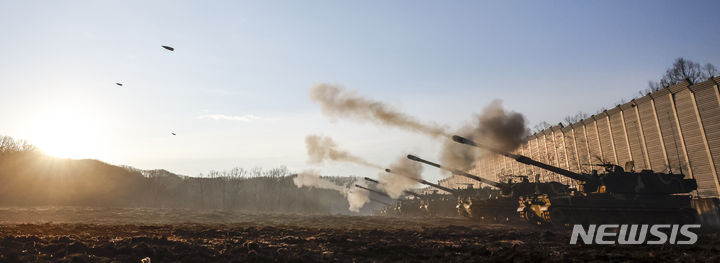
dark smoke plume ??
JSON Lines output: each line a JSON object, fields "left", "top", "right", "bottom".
{"left": 305, "top": 134, "right": 382, "bottom": 169}
{"left": 310, "top": 83, "right": 448, "bottom": 137}
{"left": 308, "top": 83, "right": 529, "bottom": 173}
{"left": 377, "top": 156, "right": 423, "bottom": 198}
{"left": 440, "top": 100, "right": 530, "bottom": 171}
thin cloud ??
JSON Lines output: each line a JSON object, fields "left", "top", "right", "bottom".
{"left": 198, "top": 114, "right": 261, "bottom": 122}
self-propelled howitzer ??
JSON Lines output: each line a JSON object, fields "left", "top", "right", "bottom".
{"left": 451, "top": 135, "right": 697, "bottom": 195}
{"left": 406, "top": 154, "right": 569, "bottom": 222}
{"left": 360, "top": 180, "right": 426, "bottom": 217}
{"left": 355, "top": 184, "right": 391, "bottom": 198}
{"left": 407, "top": 154, "right": 502, "bottom": 188}
{"left": 406, "top": 154, "right": 569, "bottom": 198}
{"left": 369, "top": 197, "right": 392, "bottom": 207}
{"left": 383, "top": 169, "right": 458, "bottom": 195}
{"left": 451, "top": 135, "right": 699, "bottom": 225}
{"left": 362, "top": 177, "right": 423, "bottom": 199}
{"left": 384, "top": 168, "right": 460, "bottom": 217}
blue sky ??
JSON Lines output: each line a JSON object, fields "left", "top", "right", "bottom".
{"left": 1, "top": 1, "right": 719, "bottom": 181}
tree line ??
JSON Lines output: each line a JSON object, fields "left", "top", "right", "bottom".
{"left": 0, "top": 135, "right": 366, "bottom": 214}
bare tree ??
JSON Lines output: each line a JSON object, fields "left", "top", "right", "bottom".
{"left": 533, "top": 121, "right": 552, "bottom": 133}
{"left": 703, "top": 63, "right": 718, "bottom": 77}
{"left": 0, "top": 135, "right": 37, "bottom": 153}
{"left": 646, "top": 57, "right": 718, "bottom": 93}
{"left": 563, "top": 111, "right": 588, "bottom": 126}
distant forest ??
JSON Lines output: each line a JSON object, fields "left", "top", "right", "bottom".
{"left": 0, "top": 135, "right": 373, "bottom": 215}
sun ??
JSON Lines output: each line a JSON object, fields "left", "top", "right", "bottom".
{"left": 26, "top": 109, "right": 102, "bottom": 159}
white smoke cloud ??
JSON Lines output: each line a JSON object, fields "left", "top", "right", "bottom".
{"left": 377, "top": 156, "right": 422, "bottom": 198}
{"left": 293, "top": 170, "right": 369, "bottom": 212}
{"left": 347, "top": 180, "right": 370, "bottom": 212}
{"left": 305, "top": 134, "right": 382, "bottom": 169}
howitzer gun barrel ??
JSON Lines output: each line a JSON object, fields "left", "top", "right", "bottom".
{"left": 385, "top": 168, "right": 459, "bottom": 195}
{"left": 451, "top": 135, "right": 591, "bottom": 182}
{"left": 402, "top": 189, "right": 423, "bottom": 198}
{"left": 364, "top": 176, "right": 424, "bottom": 198}
{"left": 364, "top": 177, "right": 419, "bottom": 197}
{"left": 355, "top": 184, "right": 391, "bottom": 198}
{"left": 364, "top": 177, "right": 380, "bottom": 184}
{"left": 406, "top": 154, "right": 502, "bottom": 188}
{"left": 369, "top": 197, "right": 392, "bottom": 206}
{"left": 355, "top": 183, "right": 422, "bottom": 199}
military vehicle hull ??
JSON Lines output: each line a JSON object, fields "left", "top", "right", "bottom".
{"left": 405, "top": 154, "right": 571, "bottom": 223}
{"left": 519, "top": 194, "right": 697, "bottom": 225}
{"left": 452, "top": 134, "right": 700, "bottom": 227}
{"left": 692, "top": 198, "right": 720, "bottom": 228}
{"left": 395, "top": 199, "right": 426, "bottom": 217}
{"left": 422, "top": 197, "right": 460, "bottom": 217}
{"left": 460, "top": 197, "right": 520, "bottom": 223}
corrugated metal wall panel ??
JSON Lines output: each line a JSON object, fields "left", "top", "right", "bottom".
{"left": 497, "top": 155, "right": 505, "bottom": 179}
{"left": 483, "top": 158, "right": 490, "bottom": 179}
{"left": 539, "top": 134, "right": 553, "bottom": 181}
{"left": 554, "top": 129, "right": 568, "bottom": 172}
{"left": 528, "top": 137, "right": 538, "bottom": 175}
{"left": 609, "top": 110, "right": 632, "bottom": 167}
{"left": 481, "top": 158, "right": 491, "bottom": 187}
{"left": 560, "top": 128, "right": 574, "bottom": 185}
{"left": 469, "top": 165, "right": 480, "bottom": 187}
{"left": 653, "top": 93, "right": 687, "bottom": 174}
{"left": 536, "top": 136, "right": 545, "bottom": 178}
{"left": 505, "top": 149, "right": 514, "bottom": 175}
{"left": 485, "top": 158, "right": 494, "bottom": 186}
{"left": 638, "top": 99, "right": 667, "bottom": 172}
{"left": 489, "top": 156, "right": 498, "bottom": 181}
{"left": 535, "top": 136, "right": 548, "bottom": 181}
{"left": 595, "top": 116, "right": 616, "bottom": 164}
{"left": 521, "top": 142, "right": 532, "bottom": 175}
{"left": 509, "top": 153, "right": 516, "bottom": 175}
{"left": 503, "top": 155, "right": 511, "bottom": 177}
{"left": 476, "top": 157, "right": 486, "bottom": 184}
{"left": 497, "top": 154, "right": 504, "bottom": 176}
{"left": 562, "top": 127, "right": 578, "bottom": 172}
{"left": 504, "top": 153, "right": 512, "bottom": 178}
{"left": 692, "top": 81, "right": 720, "bottom": 194}
{"left": 501, "top": 154, "right": 510, "bottom": 176}
{"left": 623, "top": 107, "right": 647, "bottom": 170}
{"left": 493, "top": 157, "right": 499, "bottom": 177}
{"left": 511, "top": 147, "right": 520, "bottom": 175}
{"left": 498, "top": 155, "right": 505, "bottom": 176}
{"left": 675, "top": 89, "right": 718, "bottom": 196}
{"left": 563, "top": 127, "right": 580, "bottom": 189}
{"left": 585, "top": 120, "right": 603, "bottom": 163}
{"left": 544, "top": 132, "right": 559, "bottom": 182}
{"left": 535, "top": 136, "right": 546, "bottom": 180}
{"left": 573, "top": 125, "right": 590, "bottom": 172}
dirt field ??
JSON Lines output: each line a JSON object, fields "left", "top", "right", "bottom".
{"left": 0, "top": 207, "right": 719, "bottom": 262}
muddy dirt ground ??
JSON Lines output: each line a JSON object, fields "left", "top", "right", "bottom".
{"left": 0, "top": 207, "right": 719, "bottom": 262}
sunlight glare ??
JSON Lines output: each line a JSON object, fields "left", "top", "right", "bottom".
{"left": 26, "top": 109, "right": 102, "bottom": 159}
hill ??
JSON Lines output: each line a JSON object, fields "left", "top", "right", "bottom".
{"left": 0, "top": 135, "right": 372, "bottom": 214}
